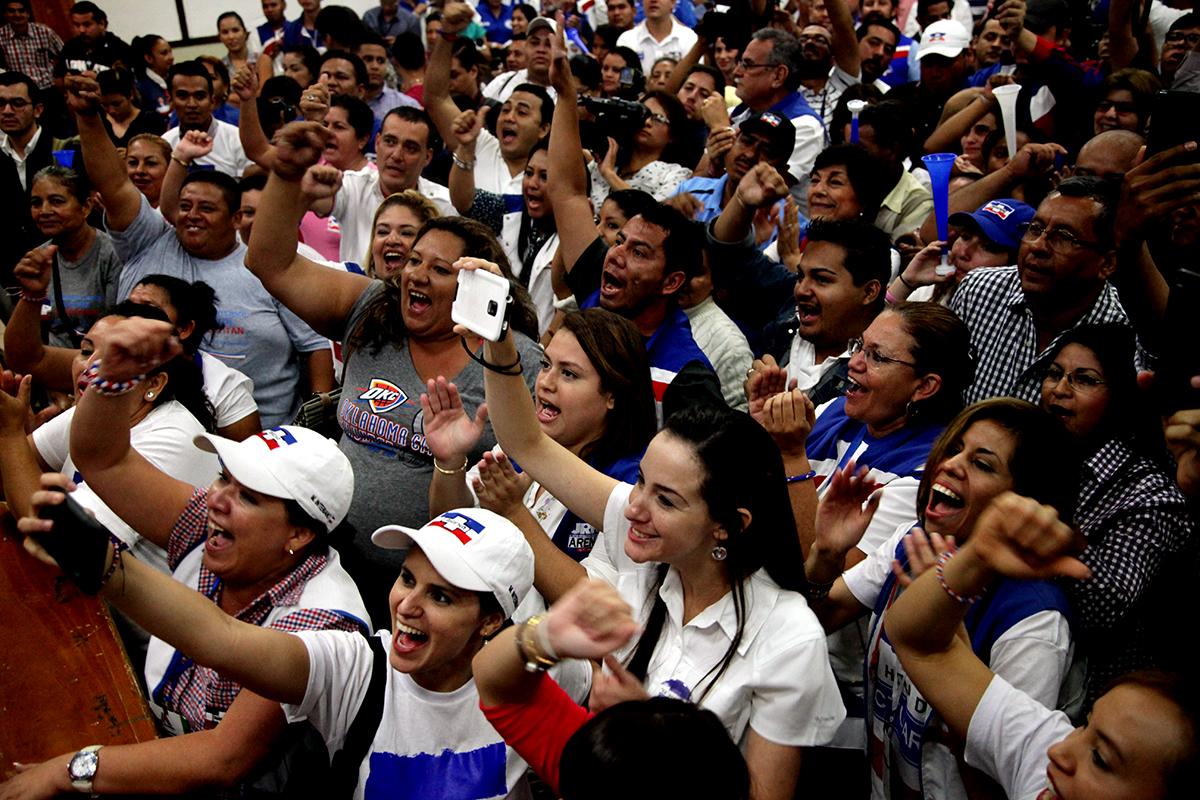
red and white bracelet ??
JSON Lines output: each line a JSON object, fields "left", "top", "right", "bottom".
{"left": 83, "top": 360, "right": 146, "bottom": 397}
{"left": 935, "top": 551, "right": 983, "bottom": 605}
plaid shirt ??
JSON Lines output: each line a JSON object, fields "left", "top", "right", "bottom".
{"left": 1067, "top": 439, "right": 1195, "bottom": 699}
{"left": 155, "top": 489, "right": 365, "bottom": 732}
{"left": 0, "top": 23, "right": 63, "bottom": 89}
{"left": 949, "top": 266, "right": 1137, "bottom": 406}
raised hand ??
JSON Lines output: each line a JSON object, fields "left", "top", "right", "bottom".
{"left": 761, "top": 387, "right": 816, "bottom": 456}
{"left": 965, "top": 492, "right": 1091, "bottom": 581}
{"left": 12, "top": 244, "right": 56, "bottom": 296}
{"left": 598, "top": 136, "right": 620, "bottom": 182}
{"left": 0, "top": 371, "right": 32, "bottom": 435}
{"left": 442, "top": 2, "right": 474, "bottom": 34}
{"left": 472, "top": 451, "right": 532, "bottom": 518}
{"left": 64, "top": 74, "right": 102, "bottom": 116}
{"left": 704, "top": 127, "right": 735, "bottom": 174}
{"left": 299, "top": 81, "right": 330, "bottom": 122}
{"left": 662, "top": 192, "right": 703, "bottom": 220}
{"left": 735, "top": 163, "right": 788, "bottom": 209}
{"left": 16, "top": 472, "right": 78, "bottom": 568}
{"left": 700, "top": 94, "right": 731, "bottom": 131}
{"left": 745, "top": 353, "right": 794, "bottom": 426}
{"left": 890, "top": 527, "right": 954, "bottom": 588}
{"left": 273, "top": 121, "right": 332, "bottom": 181}
{"left": 299, "top": 164, "right": 343, "bottom": 202}
{"left": 547, "top": 11, "right": 572, "bottom": 94}
{"left": 1165, "top": 384, "right": 1200, "bottom": 497}
{"left": 899, "top": 240, "right": 952, "bottom": 289}
{"left": 174, "top": 129, "right": 213, "bottom": 163}
{"left": 813, "top": 461, "right": 882, "bottom": 558}
{"left": 777, "top": 197, "right": 803, "bottom": 270}
{"left": 1114, "top": 141, "right": 1200, "bottom": 247}
{"left": 588, "top": 655, "right": 649, "bottom": 714}
{"left": 95, "top": 318, "right": 182, "bottom": 383}
{"left": 231, "top": 63, "right": 259, "bottom": 103}
{"left": 994, "top": 0, "right": 1026, "bottom": 38}
{"left": 542, "top": 578, "right": 640, "bottom": 660}
{"left": 451, "top": 108, "right": 486, "bottom": 150}
{"left": 1005, "top": 142, "right": 1068, "bottom": 179}
{"left": 420, "top": 376, "right": 488, "bottom": 464}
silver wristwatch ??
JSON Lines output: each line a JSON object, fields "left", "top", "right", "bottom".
{"left": 67, "top": 745, "right": 102, "bottom": 793}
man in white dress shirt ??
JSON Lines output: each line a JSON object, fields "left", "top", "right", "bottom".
{"left": 161, "top": 61, "right": 249, "bottom": 177}
{"left": 616, "top": 0, "right": 698, "bottom": 72}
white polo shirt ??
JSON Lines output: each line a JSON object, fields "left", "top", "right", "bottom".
{"left": 330, "top": 168, "right": 454, "bottom": 265}
{"left": 616, "top": 19, "right": 699, "bottom": 72}
{"left": 582, "top": 481, "right": 846, "bottom": 747}
{"left": 163, "top": 118, "right": 249, "bottom": 177}
{"left": 474, "top": 128, "right": 523, "bottom": 197}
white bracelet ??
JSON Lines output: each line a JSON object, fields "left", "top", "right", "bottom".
{"left": 551, "top": 294, "right": 579, "bottom": 312}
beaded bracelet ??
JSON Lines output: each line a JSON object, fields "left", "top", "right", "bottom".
{"left": 807, "top": 578, "right": 835, "bottom": 603}
{"left": 83, "top": 360, "right": 146, "bottom": 397}
{"left": 19, "top": 289, "right": 48, "bottom": 304}
{"left": 786, "top": 470, "right": 817, "bottom": 484}
{"left": 935, "top": 551, "right": 983, "bottom": 605}
{"left": 99, "top": 536, "right": 129, "bottom": 591}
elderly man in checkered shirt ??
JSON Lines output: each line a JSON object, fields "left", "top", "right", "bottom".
{"left": 949, "top": 175, "right": 1145, "bottom": 406}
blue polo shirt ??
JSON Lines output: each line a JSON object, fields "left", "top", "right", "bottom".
{"left": 477, "top": 1, "right": 514, "bottom": 44}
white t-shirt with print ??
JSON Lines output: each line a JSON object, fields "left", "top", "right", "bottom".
{"left": 582, "top": 481, "right": 846, "bottom": 747}
{"left": 284, "top": 629, "right": 590, "bottom": 800}
{"left": 331, "top": 169, "right": 455, "bottom": 265}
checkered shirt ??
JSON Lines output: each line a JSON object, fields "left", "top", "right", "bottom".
{"left": 1066, "top": 438, "right": 1196, "bottom": 699}
{"left": 0, "top": 23, "right": 63, "bottom": 89}
{"left": 949, "top": 265, "right": 1139, "bottom": 406}
{"left": 155, "top": 488, "right": 364, "bottom": 732}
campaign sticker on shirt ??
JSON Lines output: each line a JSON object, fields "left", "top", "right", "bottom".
{"left": 359, "top": 378, "right": 408, "bottom": 414}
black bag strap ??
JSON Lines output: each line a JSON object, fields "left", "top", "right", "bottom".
{"left": 327, "top": 634, "right": 389, "bottom": 796}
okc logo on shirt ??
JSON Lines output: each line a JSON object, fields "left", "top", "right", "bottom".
{"left": 429, "top": 511, "right": 486, "bottom": 544}
{"left": 358, "top": 378, "right": 408, "bottom": 414}
{"left": 982, "top": 200, "right": 1014, "bottom": 220}
{"left": 256, "top": 427, "right": 298, "bottom": 449}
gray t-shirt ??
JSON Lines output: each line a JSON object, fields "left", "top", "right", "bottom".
{"left": 45, "top": 231, "right": 122, "bottom": 348}
{"left": 336, "top": 281, "right": 541, "bottom": 624}
{"left": 111, "top": 197, "right": 328, "bottom": 426}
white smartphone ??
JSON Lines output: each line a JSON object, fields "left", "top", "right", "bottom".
{"left": 452, "top": 268, "right": 512, "bottom": 342}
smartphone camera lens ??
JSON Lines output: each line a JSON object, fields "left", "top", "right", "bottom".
{"left": 487, "top": 300, "right": 498, "bottom": 316}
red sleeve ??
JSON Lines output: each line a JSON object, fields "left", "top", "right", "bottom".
{"left": 480, "top": 673, "right": 592, "bottom": 794}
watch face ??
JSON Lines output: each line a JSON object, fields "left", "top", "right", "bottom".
{"left": 69, "top": 750, "right": 99, "bottom": 781}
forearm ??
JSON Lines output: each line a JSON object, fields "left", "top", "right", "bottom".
{"left": 77, "top": 111, "right": 131, "bottom": 206}
{"left": 449, "top": 145, "right": 479, "bottom": 213}
{"left": 425, "top": 31, "right": 453, "bottom": 103}
{"left": 482, "top": 336, "right": 546, "bottom": 463}
{"left": 0, "top": 432, "right": 43, "bottom": 519}
{"left": 925, "top": 94, "right": 993, "bottom": 154}
{"left": 428, "top": 469, "right": 476, "bottom": 518}
{"left": 546, "top": 78, "right": 593, "bottom": 267}
{"left": 70, "top": 388, "right": 139, "bottom": 474}
{"left": 1107, "top": 0, "right": 1139, "bottom": 70}
{"left": 887, "top": 546, "right": 993, "bottom": 657}
{"left": 3, "top": 297, "right": 50, "bottom": 375}
{"left": 784, "top": 452, "right": 819, "bottom": 559}
{"left": 304, "top": 349, "right": 335, "bottom": 394}
{"left": 1114, "top": 241, "right": 1169, "bottom": 353}
{"left": 712, "top": 195, "right": 755, "bottom": 243}
{"left": 102, "top": 554, "right": 309, "bottom": 705}
{"left": 663, "top": 36, "right": 706, "bottom": 95}
{"left": 245, "top": 172, "right": 312, "bottom": 284}
{"left": 239, "top": 95, "right": 276, "bottom": 171}
{"left": 160, "top": 155, "right": 188, "bottom": 225}
{"left": 472, "top": 624, "right": 543, "bottom": 706}
{"left": 598, "top": 168, "right": 631, "bottom": 193}
{"left": 509, "top": 504, "right": 586, "bottom": 605}
{"left": 826, "top": 0, "right": 861, "bottom": 75}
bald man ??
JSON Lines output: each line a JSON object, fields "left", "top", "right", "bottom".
{"left": 1073, "top": 130, "right": 1144, "bottom": 182}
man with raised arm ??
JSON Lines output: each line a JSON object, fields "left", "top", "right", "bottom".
{"left": 544, "top": 16, "right": 709, "bottom": 406}
{"left": 67, "top": 74, "right": 331, "bottom": 427}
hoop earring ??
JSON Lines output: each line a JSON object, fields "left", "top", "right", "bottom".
{"left": 711, "top": 545, "right": 728, "bottom": 561}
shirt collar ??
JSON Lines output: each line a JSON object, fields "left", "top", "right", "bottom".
{"left": 0, "top": 124, "right": 42, "bottom": 161}
{"left": 659, "top": 569, "right": 778, "bottom": 655}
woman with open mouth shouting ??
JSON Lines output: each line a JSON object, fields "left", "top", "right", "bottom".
{"left": 423, "top": 307, "right": 657, "bottom": 620}
{"left": 1037, "top": 324, "right": 1192, "bottom": 702}
{"left": 244, "top": 121, "right": 544, "bottom": 629}
{"left": 16, "top": 455, "right": 589, "bottom": 799}
{"left": 884, "top": 491, "right": 1198, "bottom": 800}
{"left": 460, "top": 257, "right": 845, "bottom": 800}
{"left": 805, "top": 399, "right": 1083, "bottom": 800}
{"left": 0, "top": 315, "right": 372, "bottom": 798}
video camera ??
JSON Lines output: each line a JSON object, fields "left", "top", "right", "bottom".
{"left": 578, "top": 96, "right": 648, "bottom": 167}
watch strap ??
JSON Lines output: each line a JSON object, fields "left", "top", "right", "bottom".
{"left": 68, "top": 744, "right": 102, "bottom": 793}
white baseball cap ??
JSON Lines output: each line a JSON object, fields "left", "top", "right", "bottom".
{"left": 372, "top": 508, "right": 534, "bottom": 619}
{"left": 194, "top": 426, "right": 354, "bottom": 533}
{"left": 526, "top": 16, "right": 557, "bottom": 36}
{"left": 917, "top": 20, "right": 971, "bottom": 61}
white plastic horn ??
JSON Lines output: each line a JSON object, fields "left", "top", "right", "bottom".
{"left": 992, "top": 84, "right": 1022, "bottom": 164}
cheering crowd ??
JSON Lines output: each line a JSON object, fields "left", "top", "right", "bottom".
{"left": 1, "top": 0, "right": 1199, "bottom": 797}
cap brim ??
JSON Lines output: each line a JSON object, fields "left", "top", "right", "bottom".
{"left": 371, "top": 524, "right": 493, "bottom": 594}
{"left": 194, "top": 433, "right": 291, "bottom": 500}
{"left": 917, "top": 45, "right": 965, "bottom": 60}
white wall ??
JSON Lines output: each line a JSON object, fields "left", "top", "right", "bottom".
{"left": 101, "top": 0, "right": 382, "bottom": 44}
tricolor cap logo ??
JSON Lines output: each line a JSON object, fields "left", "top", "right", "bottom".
{"left": 982, "top": 200, "right": 1015, "bottom": 220}
{"left": 761, "top": 112, "right": 783, "bottom": 127}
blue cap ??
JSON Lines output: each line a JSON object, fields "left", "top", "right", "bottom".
{"left": 949, "top": 199, "right": 1035, "bottom": 251}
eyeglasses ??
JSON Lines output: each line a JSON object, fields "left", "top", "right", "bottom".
{"left": 0, "top": 97, "right": 31, "bottom": 110}
{"left": 1095, "top": 99, "right": 1137, "bottom": 115}
{"left": 1018, "top": 221, "right": 1105, "bottom": 253}
{"left": 1042, "top": 364, "right": 1106, "bottom": 392}
{"left": 847, "top": 337, "right": 918, "bottom": 369}
{"left": 646, "top": 112, "right": 670, "bottom": 126}
{"left": 735, "top": 58, "right": 778, "bottom": 71}
{"left": 1165, "top": 31, "right": 1200, "bottom": 47}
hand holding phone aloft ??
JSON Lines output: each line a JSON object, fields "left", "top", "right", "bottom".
{"left": 451, "top": 260, "right": 512, "bottom": 342}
